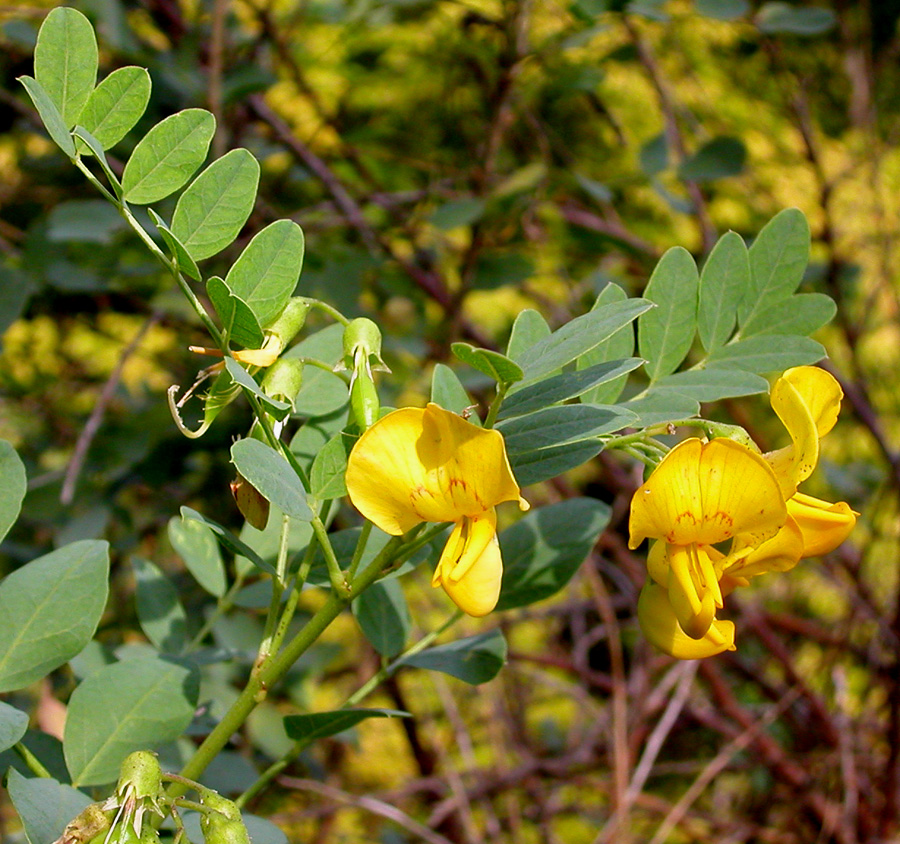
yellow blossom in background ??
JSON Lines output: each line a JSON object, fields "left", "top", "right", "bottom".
{"left": 630, "top": 366, "right": 857, "bottom": 659}
{"left": 345, "top": 403, "right": 528, "bottom": 617}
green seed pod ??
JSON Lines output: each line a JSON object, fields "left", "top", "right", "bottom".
{"left": 116, "top": 751, "right": 162, "bottom": 802}
{"left": 350, "top": 369, "right": 380, "bottom": 430}
{"left": 261, "top": 358, "right": 304, "bottom": 407}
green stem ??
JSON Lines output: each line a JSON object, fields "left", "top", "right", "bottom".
{"left": 172, "top": 536, "right": 404, "bottom": 796}
{"left": 483, "top": 382, "right": 510, "bottom": 429}
{"left": 236, "top": 607, "right": 463, "bottom": 809}
{"left": 311, "top": 515, "right": 350, "bottom": 597}
{"left": 346, "top": 521, "right": 373, "bottom": 581}
{"left": 13, "top": 742, "right": 52, "bottom": 778}
{"left": 305, "top": 298, "right": 351, "bottom": 326}
{"left": 258, "top": 514, "right": 293, "bottom": 658}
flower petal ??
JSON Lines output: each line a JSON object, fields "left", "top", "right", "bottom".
{"left": 786, "top": 491, "right": 857, "bottom": 557}
{"left": 433, "top": 516, "right": 503, "bottom": 617}
{"left": 666, "top": 544, "right": 719, "bottom": 639}
{"left": 420, "top": 403, "right": 527, "bottom": 515}
{"left": 638, "top": 581, "right": 736, "bottom": 659}
{"left": 347, "top": 407, "right": 459, "bottom": 534}
{"left": 781, "top": 366, "right": 842, "bottom": 438}
{"left": 726, "top": 516, "right": 804, "bottom": 580}
{"left": 767, "top": 373, "right": 821, "bottom": 496}
{"left": 629, "top": 438, "right": 786, "bottom": 548}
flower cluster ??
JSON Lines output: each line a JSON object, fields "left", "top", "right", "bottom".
{"left": 346, "top": 403, "right": 528, "bottom": 616}
{"left": 629, "top": 366, "right": 857, "bottom": 659}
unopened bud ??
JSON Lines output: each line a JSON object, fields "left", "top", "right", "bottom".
{"left": 200, "top": 794, "right": 251, "bottom": 844}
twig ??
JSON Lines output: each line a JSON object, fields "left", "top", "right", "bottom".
{"left": 60, "top": 312, "right": 160, "bottom": 505}
{"left": 277, "top": 777, "right": 457, "bottom": 844}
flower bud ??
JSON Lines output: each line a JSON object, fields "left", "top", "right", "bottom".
{"left": 339, "top": 318, "right": 389, "bottom": 374}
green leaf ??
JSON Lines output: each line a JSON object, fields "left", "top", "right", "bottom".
{"left": 225, "top": 220, "right": 305, "bottom": 327}
{"left": 739, "top": 208, "right": 810, "bottom": 326}
{"left": 168, "top": 515, "right": 227, "bottom": 597}
{"left": 353, "top": 579, "right": 410, "bottom": 657}
{"left": 577, "top": 283, "right": 636, "bottom": 404}
{"left": 71, "top": 126, "right": 121, "bottom": 191}
{"left": 64, "top": 656, "right": 199, "bottom": 786}
{"left": 79, "top": 66, "right": 151, "bottom": 149}
{"left": 451, "top": 343, "right": 523, "bottom": 384}
{"left": 508, "top": 440, "right": 604, "bottom": 487}
{"left": 148, "top": 209, "right": 201, "bottom": 281}
{"left": 653, "top": 368, "right": 768, "bottom": 401}
{"left": 33, "top": 6, "right": 97, "bottom": 127}
{"left": 695, "top": 0, "right": 749, "bottom": 20}
{"left": 698, "top": 231, "right": 750, "bottom": 352}
{"left": 181, "top": 506, "right": 275, "bottom": 576}
{"left": 756, "top": 2, "right": 836, "bottom": 35}
{"left": 499, "top": 358, "right": 643, "bottom": 419}
{"left": 171, "top": 148, "right": 260, "bottom": 261}
{"left": 0, "top": 701, "right": 28, "bottom": 752}
{"left": 623, "top": 390, "right": 700, "bottom": 426}
{"left": 6, "top": 769, "right": 91, "bottom": 844}
{"left": 224, "top": 357, "right": 292, "bottom": 421}
{"left": 121, "top": 109, "right": 215, "bottom": 205}
{"left": 207, "top": 276, "right": 265, "bottom": 349}
{"left": 678, "top": 136, "right": 746, "bottom": 182}
{"left": 499, "top": 404, "right": 638, "bottom": 455}
{"left": 496, "top": 498, "right": 610, "bottom": 611}
{"left": 738, "top": 292, "right": 836, "bottom": 338}
{"left": 400, "top": 630, "right": 506, "bottom": 685}
{"left": 431, "top": 363, "right": 478, "bottom": 422}
{"left": 0, "top": 541, "right": 109, "bottom": 693}
{"left": 133, "top": 557, "right": 188, "bottom": 653}
{"left": 639, "top": 246, "right": 699, "bottom": 382}
{"left": 430, "top": 198, "right": 485, "bottom": 230}
{"left": 230, "top": 438, "right": 313, "bottom": 521}
{"left": 18, "top": 76, "right": 75, "bottom": 157}
{"left": 284, "top": 708, "right": 410, "bottom": 743}
{"left": 517, "top": 298, "right": 652, "bottom": 386}
{"left": 191, "top": 368, "right": 242, "bottom": 439}
{"left": 640, "top": 131, "right": 668, "bottom": 176}
{"left": 507, "top": 308, "right": 552, "bottom": 362}
{"left": 310, "top": 432, "right": 353, "bottom": 500}
{"left": 0, "top": 440, "right": 26, "bottom": 543}
{"left": 705, "top": 335, "right": 825, "bottom": 372}
{"left": 48, "top": 200, "right": 126, "bottom": 244}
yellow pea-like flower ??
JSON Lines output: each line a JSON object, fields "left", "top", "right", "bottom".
{"left": 346, "top": 403, "right": 528, "bottom": 617}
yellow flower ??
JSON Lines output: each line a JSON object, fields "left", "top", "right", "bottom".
{"left": 345, "top": 403, "right": 528, "bottom": 617}
{"left": 630, "top": 366, "right": 857, "bottom": 660}
{"left": 629, "top": 438, "right": 786, "bottom": 653}
{"left": 762, "top": 366, "right": 857, "bottom": 559}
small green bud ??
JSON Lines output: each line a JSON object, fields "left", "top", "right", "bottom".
{"left": 261, "top": 358, "right": 304, "bottom": 407}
